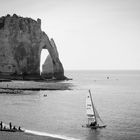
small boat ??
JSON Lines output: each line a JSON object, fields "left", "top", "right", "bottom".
{"left": 43, "top": 94, "right": 47, "bottom": 97}
{"left": 85, "top": 90, "right": 106, "bottom": 129}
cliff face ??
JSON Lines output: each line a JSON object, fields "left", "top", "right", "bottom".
{"left": 0, "top": 14, "right": 65, "bottom": 80}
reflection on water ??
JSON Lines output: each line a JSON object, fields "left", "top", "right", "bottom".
{"left": 0, "top": 71, "right": 140, "bottom": 140}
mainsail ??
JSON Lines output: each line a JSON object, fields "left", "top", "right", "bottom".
{"left": 86, "top": 90, "right": 96, "bottom": 122}
{"left": 85, "top": 90, "right": 107, "bottom": 129}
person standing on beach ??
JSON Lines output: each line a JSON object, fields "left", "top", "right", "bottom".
{"left": 13, "top": 126, "right": 17, "bottom": 130}
{"left": 9, "top": 122, "right": 12, "bottom": 129}
{"left": 0, "top": 121, "right": 3, "bottom": 130}
{"left": 18, "top": 126, "right": 21, "bottom": 131}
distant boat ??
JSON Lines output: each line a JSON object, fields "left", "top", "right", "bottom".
{"left": 43, "top": 94, "right": 47, "bottom": 97}
{"left": 85, "top": 90, "right": 106, "bottom": 129}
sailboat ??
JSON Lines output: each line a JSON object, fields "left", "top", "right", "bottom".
{"left": 86, "top": 90, "right": 106, "bottom": 129}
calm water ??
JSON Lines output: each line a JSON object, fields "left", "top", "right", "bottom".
{"left": 0, "top": 70, "right": 140, "bottom": 140}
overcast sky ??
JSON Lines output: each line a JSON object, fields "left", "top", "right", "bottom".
{"left": 0, "top": 0, "right": 140, "bottom": 70}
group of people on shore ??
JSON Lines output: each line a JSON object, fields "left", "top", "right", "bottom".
{"left": 0, "top": 121, "right": 22, "bottom": 131}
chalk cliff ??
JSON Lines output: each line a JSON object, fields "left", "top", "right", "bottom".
{"left": 0, "top": 14, "right": 66, "bottom": 80}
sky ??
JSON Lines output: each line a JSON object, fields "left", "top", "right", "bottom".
{"left": 0, "top": 0, "right": 140, "bottom": 70}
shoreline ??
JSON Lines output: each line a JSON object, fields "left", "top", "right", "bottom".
{"left": 0, "top": 80, "right": 73, "bottom": 93}
{"left": 0, "top": 131, "right": 64, "bottom": 140}
{"left": 0, "top": 129, "right": 79, "bottom": 140}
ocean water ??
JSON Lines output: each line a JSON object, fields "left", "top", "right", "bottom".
{"left": 0, "top": 70, "right": 140, "bottom": 140}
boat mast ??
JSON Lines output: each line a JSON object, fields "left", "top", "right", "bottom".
{"left": 89, "top": 89, "right": 97, "bottom": 123}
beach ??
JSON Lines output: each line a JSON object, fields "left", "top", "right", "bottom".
{"left": 0, "top": 80, "right": 72, "bottom": 93}
{"left": 0, "top": 131, "right": 63, "bottom": 140}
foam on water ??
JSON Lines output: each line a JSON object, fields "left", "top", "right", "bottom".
{"left": 25, "top": 129, "right": 80, "bottom": 140}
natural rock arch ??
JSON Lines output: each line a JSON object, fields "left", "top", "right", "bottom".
{"left": 39, "top": 36, "right": 65, "bottom": 79}
{"left": 0, "top": 14, "right": 66, "bottom": 80}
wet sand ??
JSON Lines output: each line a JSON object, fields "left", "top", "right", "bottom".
{"left": 0, "top": 131, "right": 63, "bottom": 140}
{"left": 0, "top": 80, "right": 72, "bottom": 93}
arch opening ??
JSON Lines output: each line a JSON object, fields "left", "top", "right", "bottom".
{"left": 40, "top": 49, "right": 49, "bottom": 74}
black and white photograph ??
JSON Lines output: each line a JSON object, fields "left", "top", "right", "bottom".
{"left": 0, "top": 0, "right": 140, "bottom": 140}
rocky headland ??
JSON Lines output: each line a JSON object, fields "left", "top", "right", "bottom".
{"left": 0, "top": 14, "right": 67, "bottom": 81}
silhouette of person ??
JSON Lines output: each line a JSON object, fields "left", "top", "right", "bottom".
{"left": 9, "top": 122, "right": 12, "bottom": 130}
{"left": 18, "top": 126, "right": 21, "bottom": 131}
{"left": 0, "top": 121, "right": 3, "bottom": 130}
{"left": 13, "top": 126, "right": 17, "bottom": 130}
{"left": 90, "top": 121, "right": 97, "bottom": 127}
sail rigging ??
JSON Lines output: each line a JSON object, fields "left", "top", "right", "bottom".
{"left": 86, "top": 90, "right": 96, "bottom": 123}
{"left": 94, "top": 107, "right": 105, "bottom": 124}
{"left": 85, "top": 90, "right": 107, "bottom": 129}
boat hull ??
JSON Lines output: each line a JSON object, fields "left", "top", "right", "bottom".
{"left": 90, "top": 125, "right": 106, "bottom": 129}
{"left": 85, "top": 124, "right": 107, "bottom": 129}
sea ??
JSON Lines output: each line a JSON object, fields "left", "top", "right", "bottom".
{"left": 0, "top": 70, "right": 140, "bottom": 140}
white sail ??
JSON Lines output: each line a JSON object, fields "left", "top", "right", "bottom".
{"left": 86, "top": 92, "right": 96, "bottom": 121}
{"left": 85, "top": 90, "right": 106, "bottom": 128}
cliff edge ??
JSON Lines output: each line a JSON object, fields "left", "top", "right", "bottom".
{"left": 0, "top": 14, "right": 66, "bottom": 80}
